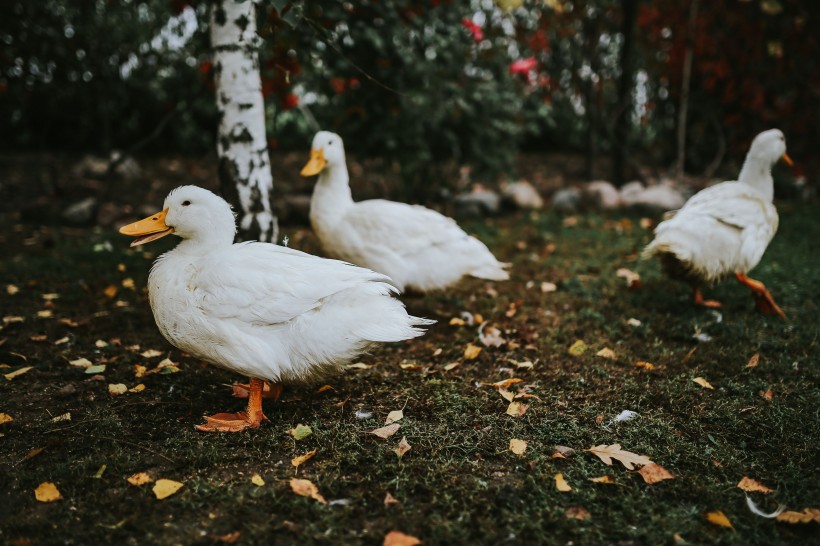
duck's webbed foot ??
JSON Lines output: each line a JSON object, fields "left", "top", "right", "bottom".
{"left": 735, "top": 273, "right": 786, "bottom": 319}
{"left": 693, "top": 288, "right": 722, "bottom": 309}
{"left": 197, "top": 378, "right": 274, "bottom": 433}
{"left": 231, "top": 381, "right": 283, "bottom": 401}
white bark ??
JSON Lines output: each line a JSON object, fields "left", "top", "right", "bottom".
{"left": 210, "top": 0, "right": 278, "bottom": 242}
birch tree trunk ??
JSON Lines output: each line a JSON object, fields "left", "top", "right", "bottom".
{"left": 210, "top": 0, "right": 278, "bottom": 243}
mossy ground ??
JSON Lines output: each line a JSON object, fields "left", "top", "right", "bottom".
{"left": 1, "top": 196, "right": 818, "bottom": 545}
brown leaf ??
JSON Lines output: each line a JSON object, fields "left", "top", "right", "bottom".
{"left": 103, "top": 285, "right": 118, "bottom": 299}
{"left": 464, "top": 343, "right": 482, "bottom": 360}
{"left": 638, "top": 463, "right": 674, "bottom": 484}
{"left": 585, "top": 444, "right": 652, "bottom": 470}
{"left": 555, "top": 473, "right": 572, "bottom": 492}
{"left": 775, "top": 508, "right": 820, "bottom": 524}
{"left": 759, "top": 388, "right": 774, "bottom": 401}
{"left": 497, "top": 387, "right": 515, "bottom": 402}
{"left": 316, "top": 384, "right": 335, "bottom": 393}
{"left": 211, "top": 531, "right": 241, "bottom": 543}
{"left": 127, "top": 472, "right": 153, "bottom": 486}
{"left": 384, "top": 492, "right": 400, "bottom": 506}
{"left": 505, "top": 401, "right": 529, "bottom": 417}
{"left": 34, "top": 482, "right": 62, "bottom": 502}
{"left": 692, "top": 377, "right": 715, "bottom": 390}
{"left": 443, "top": 362, "right": 460, "bottom": 371}
{"left": 568, "top": 339, "right": 588, "bottom": 356}
{"left": 490, "top": 378, "right": 523, "bottom": 390}
{"left": 4, "top": 366, "right": 33, "bottom": 381}
{"left": 152, "top": 479, "right": 183, "bottom": 499}
{"left": 289, "top": 478, "right": 327, "bottom": 504}
{"left": 595, "top": 347, "right": 616, "bottom": 360}
{"left": 385, "top": 410, "right": 404, "bottom": 424}
{"left": 635, "top": 361, "right": 654, "bottom": 370}
{"left": 746, "top": 353, "right": 760, "bottom": 368}
{"left": 291, "top": 449, "right": 318, "bottom": 468}
{"left": 0, "top": 413, "right": 13, "bottom": 425}
{"left": 589, "top": 475, "right": 616, "bottom": 484}
{"left": 565, "top": 506, "right": 591, "bottom": 520}
{"left": 394, "top": 436, "right": 411, "bottom": 458}
{"left": 383, "top": 530, "right": 421, "bottom": 546}
{"left": 737, "top": 476, "right": 774, "bottom": 494}
{"left": 705, "top": 511, "right": 734, "bottom": 529}
{"left": 509, "top": 438, "right": 528, "bottom": 456}
{"left": 21, "top": 447, "right": 44, "bottom": 462}
{"left": 370, "top": 423, "right": 400, "bottom": 439}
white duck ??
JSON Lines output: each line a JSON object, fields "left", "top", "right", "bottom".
{"left": 120, "top": 186, "right": 433, "bottom": 432}
{"left": 643, "top": 129, "right": 792, "bottom": 317}
{"left": 301, "top": 131, "right": 510, "bottom": 292}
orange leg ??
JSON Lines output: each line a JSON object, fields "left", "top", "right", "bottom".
{"left": 735, "top": 273, "right": 786, "bottom": 318}
{"left": 693, "top": 287, "right": 722, "bottom": 309}
{"left": 231, "top": 381, "right": 283, "bottom": 400}
{"left": 196, "top": 378, "right": 275, "bottom": 433}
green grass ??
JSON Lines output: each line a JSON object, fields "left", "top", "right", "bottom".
{"left": 1, "top": 203, "right": 818, "bottom": 545}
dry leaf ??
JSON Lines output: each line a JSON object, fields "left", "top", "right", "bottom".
{"left": 383, "top": 531, "right": 421, "bottom": 546}
{"left": 638, "top": 463, "right": 674, "bottom": 484}
{"left": 589, "top": 475, "right": 616, "bottom": 484}
{"left": 289, "top": 478, "right": 327, "bottom": 504}
{"left": 509, "top": 438, "right": 528, "bottom": 456}
{"left": 746, "top": 353, "right": 760, "bottom": 368}
{"left": 384, "top": 492, "right": 400, "bottom": 506}
{"left": 760, "top": 388, "right": 774, "bottom": 401}
{"left": 4, "top": 366, "right": 33, "bottom": 381}
{"left": 69, "top": 357, "right": 93, "bottom": 368}
{"left": 103, "top": 285, "right": 118, "bottom": 299}
{"left": 498, "top": 388, "right": 515, "bottom": 402}
{"left": 34, "top": 482, "right": 62, "bottom": 502}
{"left": 85, "top": 364, "right": 106, "bottom": 374}
{"left": 94, "top": 339, "right": 109, "bottom": 348}
{"left": 140, "top": 349, "right": 162, "bottom": 358}
{"left": 129, "top": 384, "right": 146, "bottom": 393}
{"left": 251, "top": 474, "right": 265, "bottom": 486}
{"left": 108, "top": 383, "right": 127, "bottom": 396}
{"left": 568, "top": 339, "right": 588, "bottom": 356}
{"left": 288, "top": 424, "right": 313, "bottom": 440}
{"left": 37, "top": 310, "right": 53, "bottom": 318}
{"left": 399, "top": 362, "right": 422, "bottom": 371}
{"left": 616, "top": 268, "right": 641, "bottom": 288}
{"left": 541, "top": 282, "right": 557, "bottom": 293}
{"left": 692, "top": 377, "right": 714, "bottom": 390}
{"left": 134, "top": 364, "right": 147, "bottom": 378}
{"left": 371, "top": 423, "right": 401, "bottom": 439}
{"left": 776, "top": 508, "right": 820, "bottom": 524}
{"left": 153, "top": 479, "right": 183, "bottom": 499}
{"left": 0, "top": 413, "right": 13, "bottom": 425}
{"left": 635, "top": 361, "right": 654, "bottom": 370}
{"left": 394, "top": 436, "right": 411, "bottom": 458}
{"left": 479, "top": 324, "right": 506, "bottom": 347}
{"left": 291, "top": 449, "right": 317, "bottom": 468}
{"left": 385, "top": 410, "right": 404, "bottom": 424}
{"left": 449, "top": 317, "right": 466, "bottom": 326}
{"left": 50, "top": 412, "right": 71, "bottom": 422}
{"left": 346, "top": 362, "right": 372, "bottom": 370}
{"left": 705, "top": 511, "right": 734, "bottom": 529}
{"left": 443, "top": 362, "right": 460, "bottom": 371}
{"left": 22, "top": 447, "right": 45, "bottom": 462}
{"left": 596, "top": 347, "right": 616, "bottom": 360}
{"left": 127, "top": 472, "right": 153, "bottom": 486}
{"left": 565, "top": 506, "right": 591, "bottom": 520}
{"left": 737, "top": 476, "right": 774, "bottom": 494}
{"left": 6, "top": 284, "right": 19, "bottom": 295}
{"left": 464, "top": 343, "right": 482, "bottom": 360}
{"left": 585, "top": 444, "right": 652, "bottom": 470}
{"left": 506, "top": 401, "right": 529, "bottom": 417}
{"left": 555, "top": 473, "right": 572, "bottom": 492}
{"left": 3, "top": 316, "right": 24, "bottom": 325}
{"left": 211, "top": 531, "right": 241, "bottom": 543}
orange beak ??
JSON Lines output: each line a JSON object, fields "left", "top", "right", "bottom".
{"left": 119, "top": 209, "right": 174, "bottom": 247}
{"left": 781, "top": 153, "right": 794, "bottom": 167}
{"left": 300, "top": 147, "right": 326, "bottom": 176}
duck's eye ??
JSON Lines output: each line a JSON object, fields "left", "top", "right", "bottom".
{"left": 182, "top": 200, "right": 191, "bottom": 207}
{"left": 327, "top": 140, "right": 332, "bottom": 146}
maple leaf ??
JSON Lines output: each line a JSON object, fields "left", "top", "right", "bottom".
{"left": 383, "top": 531, "right": 421, "bottom": 546}
{"left": 289, "top": 478, "right": 327, "bottom": 504}
{"left": 153, "top": 479, "right": 184, "bottom": 499}
{"left": 34, "top": 482, "right": 62, "bottom": 502}
{"left": 555, "top": 473, "right": 572, "bottom": 492}
{"left": 737, "top": 476, "right": 774, "bottom": 494}
{"left": 291, "top": 449, "right": 317, "bottom": 468}
{"left": 638, "top": 463, "right": 674, "bottom": 484}
{"left": 705, "top": 511, "right": 734, "bottom": 529}
{"left": 509, "top": 439, "right": 528, "bottom": 456}
{"left": 370, "top": 423, "right": 400, "bottom": 439}
{"left": 394, "top": 436, "right": 411, "bottom": 458}
{"left": 585, "top": 444, "right": 651, "bottom": 470}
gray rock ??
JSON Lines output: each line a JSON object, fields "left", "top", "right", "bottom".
{"left": 62, "top": 197, "right": 98, "bottom": 225}
{"left": 550, "top": 187, "right": 582, "bottom": 214}
{"left": 501, "top": 180, "right": 544, "bottom": 209}
{"left": 582, "top": 180, "right": 621, "bottom": 210}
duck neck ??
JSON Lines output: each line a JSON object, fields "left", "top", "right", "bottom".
{"left": 738, "top": 156, "right": 774, "bottom": 202}
{"left": 172, "top": 234, "right": 233, "bottom": 257}
{"left": 310, "top": 163, "right": 354, "bottom": 228}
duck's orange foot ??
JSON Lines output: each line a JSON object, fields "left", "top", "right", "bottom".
{"left": 231, "top": 381, "right": 283, "bottom": 401}
{"left": 693, "top": 288, "right": 722, "bottom": 309}
{"left": 195, "top": 411, "right": 268, "bottom": 433}
{"left": 735, "top": 272, "right": 786, "bottom": 319}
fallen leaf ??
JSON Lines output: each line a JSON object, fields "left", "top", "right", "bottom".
{"left": 54, "top": 336, "right": 70, "bottom": 345}
{"left": 251, "top": 474, "right": 265, "bottom": 486}
{"left": 316, "top": 384, "right": 335, "bottom": 393}
{"left": 776, "top": 508, "right": 820, "bottom": 524}
{"left": 638, "top": 463, "right": 674, "bottom": 484}
{"left": 69, "top": 357, "right": 93, "bottom": 368}
{"left": 509, "top": 438, "right": 528, "bottom": 455}
{"left": 289, "top": 478, "right": 327, "bottom": 504}
{"left": 399, "top": 362, "right": 422, "bottom": 371}
{"left": 705, "top": 510, "right": 734, "bottom": 529}
{"left": 346, "top": 362, "right": 372, "bottom": 370}
{"left": 585, "top": 444, "right": 652, "bottom": 470}
{"left": 541, "top": 282, "right": 557, "bottom": 293}
{"left": 50, "top": 412, "right": 71, "bottom": 422}
{"left": 103, "top": 285, "right": 118, "bottom": 299}
{"left": 385, "top": 410, "right": 404, "bottom": 424}
{"left": 122, "top": 278, "right": 135, "bottom": 290}
{"left": 589, "top": 475, "right": 616, "bottom": 484}
{"left": 568, "top": 339, "right": 587, "bottom": 356}
{"left": 506, "top": 401, "right": 529, "bottom": 417}
{"left": 443, "top": 362, "right": 460, "bottom": 371}
{"left": 4, "top": 366, "right": 33, "bottom": 381}
{"left": 211, "top": 531, "right": 241, "bottom": 543}
{"left": 128, "top": 383, "right": 146, "bottom": 393}
{"left": 127, "top": 472, "right": 153, "bottom": 486}
{"left": 93, "top": 464, "right": 107, "bottom": 479}
{"left": 513, "top": 360, "right": 534, "bottom": 369}
{"left": 746, "top": 353, "right": 760, "bottom": 368}
{"left": 565, "top": 506, "right": 591, "bottom": 520}
{"left": 616, "top": 268, "right": 641, "bottom": 288}
{"left": 635, "top": 361, "right": 654, "bottom": 370}
{"left": 449, "top": 317, "right": 466, "bottom": 326}
{"left": 384, "top": 492, "right": 400, "bottom": 506}
{"left": 21, "top": 447, "right": 45, "bottom": 462}
{"left": 596, "top": 347, "right": 616, "bottom": 360}
{"left": 58, "top": 318, "right": 79, "bottom": 328}
{"left": 555, "top": 473, "right": 572, "bottom": 492}
{"left": 3, "top": 316, "right": 24, "bottom": 325}
{"left": 737, "top": 476, "right": 774, "bottom": 494}
{"left": 37, "top": 310, "right": 53, "bottom": 318}
{"left": 291, "top": 449, "right": 317, "bottom": 468}
{"left": 85, "top": 364, "right": 106, "bottom": 374}
{"left": 759, "top": 388, "right": 774, "bottom": 401}
{"left": 34, "top": 482, "right": 62, "bottom": 502}
{"left": 464, "top": 343, "right": 482, "bottom": 360}
{"left": 41, "top": 293, "right": 59, "bottom": 300}
{"left": 30, "top": 335, "right": 47, "bottom": 342}
{"left": 6, "top": 284, "right": 19, "bottom": 295}
{"left": 133, "top": 364, "right": 147, "bottom": 378}
{"left": 0, "top": 413, "right": 13, "bottom": 425}
{"left": 108, "top": 383, "right": 127, "bottom": 396}
{"left": 370, "top": 423, "right": 401, "bottom": 439}
{"left": 490, "top": 378, "right": 523, "bottom": 390}
{"left": 140, "top": 349, "right": 163, "bottom": 358}
{"left": 478, "top": 323, "right": 506, "bottom": 347}
{"left": 497, "top": 388, "right": 515, "bottom": 402}
{"left": 152, "top": 479, "right": 183, "bottom": 499}
{"left": 692, "top": 377, "right": 714, "bottom": 390}
{"left": 394, "top": 436, "right": 411, "bottom": 458}
{"left": 383, "top": 531, "right": 421, "bottom": 546}
{"left": 288, "top": 424, "right": 313, "bottom": 440}
{"left": 595, "top": 414, "right": 605, "bottom": 425}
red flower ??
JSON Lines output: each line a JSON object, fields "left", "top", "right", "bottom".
{"left": 461, "top": 18, "right": 483, "bottom": 42}
{"left": 282, "top": 93, "right": 299, "bottom": 110}
{"left": 509, "top": 57, "right": 538, "bottom": 83}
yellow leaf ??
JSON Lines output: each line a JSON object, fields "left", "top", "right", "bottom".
{"left": 152, "top": 479, "right": 184, "bottom": 499}
{"left": 464, "top": 343, "right": 482, "bottom": 360}
{"left": 289, "top": 478, "right": 327, "bottom": 504}
{"left": 497, "top": 387, "right": 515, "bottom": 402}
{"left": 692, "top": 377, "right": 715, "bottom": 390}
{"left": 383, "top": 531, "right": 421, "bottom": 546}
{"left": 385, "top": 410, "right": 404, "bottom": 424}
{"left": 288, "top": 424, "right": 313, "bottom": 440}
{"left": 596, "top": 347, "right": 616, "bottom": 360}
{"left": 568, "top": 339, "right": 587, "bottom": 356}
{"left": 251, "top": 474, "right": 265, "bottom": 486}
{"left": 370, "top": 423, "right": 401, "bottom": 439}
{"left": 291, "top": 449, "right": 318, "bottom": 468}
{"left": 509, "top": 438, "right": 528, "bottom": 456}
{"left": 565, "top": 506, "right": 591, "bottom": 520}
{"left": 589, "top": 475, "right": 616, "bottom": 484}
{"left": 140, "top": 349, "right": 163, "bottom": 358}
{"left": 394, "top": 436, "right": 411, "bottom": 458}
{"left": 746, "top": 353, "right": 760, "bottom": 368}
{"left": 555, "top": 473, "right": 572, "bottom": 492}
{"left": 34, "top": 482, "right": 62, "bottom": 502}
{"left": 127, "top": 472, "right": 153, "bottom": 486}
{"left": 4, "top": 366, "right": 33, "bottom": 381}
{"left": 443, "top": 362, "right": 460, "bottom": 371}
{"left": 69, "top": 357, "right": 93, "bottom": 368}
{"left": 0, "top": 413, "right": 13, "bottom": 425}
{"left": 776, "top": 508, "right": 820, "bottom": 524}
{"left": 737, "top": 476, "right": 774, "bottom": 494}
{"left": 635, "top": 361, "right": 654, "bottom": 370}
{"left": 108, "top": 383, "right": 127, "bottom": 396}
{"left": 585, "top": 444, "right": 652, "bottom": 470}
{"left": 638, "top": 463, "right": 674, "bottom": 484}
{"left": 449, "top": 317, "right": 466, "bottom": 326}
{"left": 133, "top": 364, "right": 147, "bottom": 378}
{"left": 705, "top": 511, "right": 734, "bottom": 529}
{"left": 506, "top": 401, "right": 529, "bottom": 417}
{"left": 128, "top": 384, "right": 146, "bottom": 393}
{"left": 122, "top": 278, "right": 135, "bottom": 290}
{"left": 490, "top": 378, "right": 523, "bottom": 390}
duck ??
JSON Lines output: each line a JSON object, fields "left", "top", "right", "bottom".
{"left": 300, "top": 131, "right": 510, "bottom": 292}
{"left": 642, "top": 129, "right": 792, "bottom": 317}
{"left": 120, "top": 185, "right": 433, "bottom": 432}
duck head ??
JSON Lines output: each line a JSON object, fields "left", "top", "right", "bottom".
{"left": 120, "top": 186, "right": 236, "bottom": 248}
{"left": 748, "top": 129, "right": 792, "bottom": 167}
{"left": 300, "top": 131, "right": 346, "bottom": 177}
